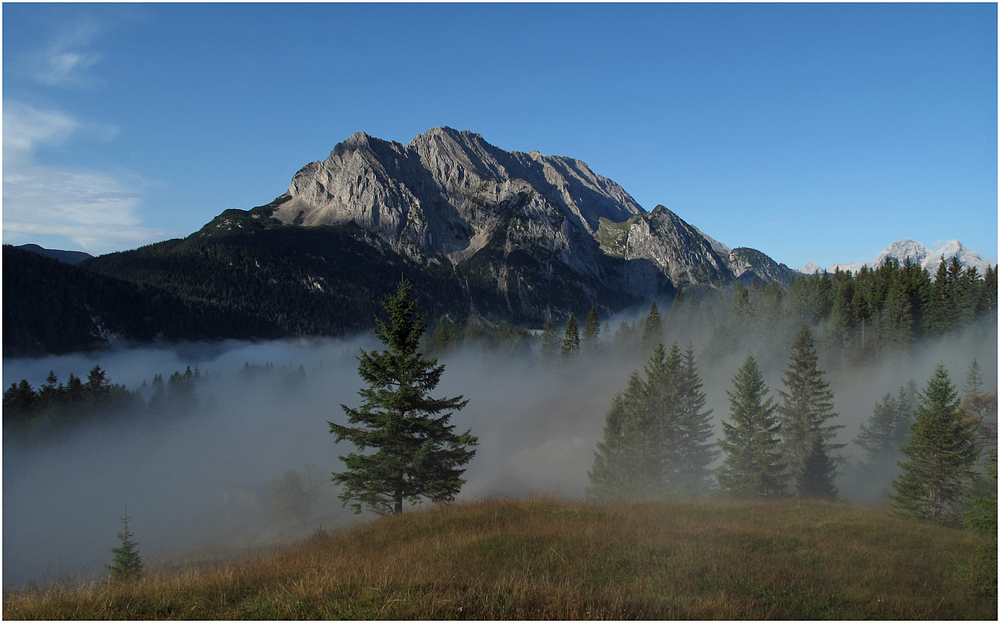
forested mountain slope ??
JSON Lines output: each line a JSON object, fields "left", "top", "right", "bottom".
{"left": 2, "top": 245, "right": 275, "bottom": 357}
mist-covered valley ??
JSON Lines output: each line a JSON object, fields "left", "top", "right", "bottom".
{"left": 4, "top": 304, "right": 996, "bottom": 589}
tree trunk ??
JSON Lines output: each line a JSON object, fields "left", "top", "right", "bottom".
{"left": 394, "top": 485, "right": 403, "bottom": 514}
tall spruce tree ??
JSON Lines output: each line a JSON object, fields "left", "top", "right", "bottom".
{"left": 644, "top": 342, "right": 684, "bottom": 491}
{"left": 330, "top": 280, "right": 478, "bottom": 515}
{"left": 673, "top": 343, "right": 718, "bottom": 495}
{"left": 776, "top": 324, "right": 843, "bottom": 493}
{"left": 890, "top": 365, "right": 979, "bottom": 524}
{"left": 717, "top": 354, "right": 788, "bottom": 498}
{"left": 587, "top": 371, "right": 654, "bottom": 499}
{"left": 562, "top": 312, "right": 581, "bottom": 361}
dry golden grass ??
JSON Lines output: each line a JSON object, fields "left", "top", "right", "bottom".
{"left": 3, "top": 495, "right": 994, "bottom": 619}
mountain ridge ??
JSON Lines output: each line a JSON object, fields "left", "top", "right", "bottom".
{"left": 213, "top": 127, "right": 790, "bottom": 295}
{"left": 4, "top": 126, "right": 903, "bottom": 356}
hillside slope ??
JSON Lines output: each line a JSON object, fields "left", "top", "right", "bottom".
{"left": 3, "top": 497, "right": 991, "bottom": 620}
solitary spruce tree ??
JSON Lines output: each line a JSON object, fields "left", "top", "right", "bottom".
{"left": 776, "top": 324, "right": 843, "bottom": 494}
{"left": 717, "top": 354, "right": 788, "bottom": 498}
{"left": 890, "top": 365, "right": 979, "bottom": 524}
{"left": 330, "top": 280, "right": 478, "bottom": 515}
{"left": 107, "top": 511, "right": 143, "bottom": 583}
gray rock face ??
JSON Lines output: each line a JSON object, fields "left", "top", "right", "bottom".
{"left": 251, "top": 126, "right": 791, "bottom": 322}
{"left": 273, "top": 127, "right": 642, "bottom": 268}
{"left": 727, "top": 248, "right": 797, "bottom": 286}
{"left": 597, "top": 206, "right": 732, "bottom": 289}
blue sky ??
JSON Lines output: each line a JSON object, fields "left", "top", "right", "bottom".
{"left": 3, "top": 3, "right": 996, "bottom": 270}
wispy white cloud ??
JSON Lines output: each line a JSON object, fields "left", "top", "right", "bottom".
{"left": 3, "top": 102, "right": 170, "bottom": 254}
{"left": 30, "top": 18, "right": 104, "bottom": 87}
{"left": 2, "top": 102, "right": 79, "bottom": 157}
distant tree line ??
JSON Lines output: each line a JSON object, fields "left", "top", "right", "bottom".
{"left": 423, "top": 256, "right": 996, "bottom": 373}
{"left": 2, "top": 362, "right": 306, "bottom": 437}
{"left": 701, "top": 258, "right": 997, "bottom": 367}
{"left": 3, "top": 366, "right": 142, "bottom": 432}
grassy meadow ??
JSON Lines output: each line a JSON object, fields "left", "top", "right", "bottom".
{"left": 3, "top": 495, "right": 995, "bottom": 620}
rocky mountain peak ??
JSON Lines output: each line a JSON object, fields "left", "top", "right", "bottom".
{"left": 273, "top": 128, "right": 646, "bottom": 262}
{"left": 873, "top": 239, "right": 930, "bottom": 267}
{"left": 208, "top": 127, "right": 796, "bottom": 322}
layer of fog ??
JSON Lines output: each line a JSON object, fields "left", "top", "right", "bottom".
{"left": 3, "top": 322, "right": 996, "bottom": 588}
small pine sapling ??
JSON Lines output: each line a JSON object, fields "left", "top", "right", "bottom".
{"left": 107, "top": 511, "right": 143, "bottom": 582}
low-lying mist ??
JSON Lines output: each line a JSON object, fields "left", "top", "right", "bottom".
{"left": 3, "top": 321, "right": 996, "bottom": 589}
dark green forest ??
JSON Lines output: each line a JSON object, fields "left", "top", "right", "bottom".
{"left": 6, "top": 252, "right": 996, "bottom": 451}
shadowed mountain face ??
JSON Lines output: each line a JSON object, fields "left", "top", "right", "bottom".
{"left": 11, "top": 127, "right": 794, "bottom": 355}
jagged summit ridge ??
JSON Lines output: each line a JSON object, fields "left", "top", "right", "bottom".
{"left": 274, "top": 126, "right": 643, "bottom": 265}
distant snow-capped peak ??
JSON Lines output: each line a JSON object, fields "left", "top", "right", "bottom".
{"left": 800, "top": 261, "right": 822, "bottom": 275}
{"left": 922, "top": 240, "right": 994, "bottom": 275}
{"left": 822, "top": 239, "right": 994, "bottom": 275}
{"left": 873, "top": 239, "right": 930, "bottom": 267}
